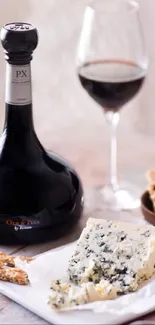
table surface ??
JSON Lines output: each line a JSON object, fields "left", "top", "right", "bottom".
{"left": 0, "top": 0, "right": 155, "bottom": 324}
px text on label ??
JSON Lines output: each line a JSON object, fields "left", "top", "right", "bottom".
{"left": 16, "top": 70, "right": 27, "bottom": 78}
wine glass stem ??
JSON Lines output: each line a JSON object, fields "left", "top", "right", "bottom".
{"left": 109, "top": 113, "right": 119, "bottom": 191}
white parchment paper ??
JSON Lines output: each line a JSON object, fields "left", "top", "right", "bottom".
{"left": 14, "top": 216, "right": 155, "bottom": 324}
{"left": 15, "top": 240, "right": 155, "bottom": 323}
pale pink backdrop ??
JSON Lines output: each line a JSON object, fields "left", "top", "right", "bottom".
{"left": 0, "top": 0, "right": 154, "bottom": 190}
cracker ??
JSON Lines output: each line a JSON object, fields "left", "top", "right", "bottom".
{"left": 146, "top": 169, "right": 155, "bottom": 185}
{"left": 0, "top": 252, "right": 34, "bottom": 285}
{"left": 0, "top": 267, "right": 29, "bottom": 285}
{"left": 0, "top": 254, "right": 33, "bottom": 267}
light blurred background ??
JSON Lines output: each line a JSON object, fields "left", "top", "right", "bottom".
{"left": 0, "top": 0, "right": 154, "bottom": 189}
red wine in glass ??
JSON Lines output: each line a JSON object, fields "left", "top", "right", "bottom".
{"left": 78, "top": 60, "right": 145, "bottom": 113}
{"left": 77, "top": 0, "right": 148, "bottom": 211}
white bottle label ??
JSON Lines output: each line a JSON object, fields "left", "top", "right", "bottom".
{"left": 5, "top": 64, "right": 32, "bottom": 105}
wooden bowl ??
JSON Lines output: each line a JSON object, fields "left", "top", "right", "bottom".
{"left": 141, "top": 191, "right": 155, "bottom": 225}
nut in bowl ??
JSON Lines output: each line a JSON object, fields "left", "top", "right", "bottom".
{"left": 141, "top": 169, "right": 155, "bottom": 225}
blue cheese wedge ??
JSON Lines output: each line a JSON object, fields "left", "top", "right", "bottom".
{"left": 68, "top": 218, "right": 155, "bottom": 293}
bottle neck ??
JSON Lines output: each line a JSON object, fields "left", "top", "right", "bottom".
{"left": 4, "top": 62, "right": 34, "bottom": 131}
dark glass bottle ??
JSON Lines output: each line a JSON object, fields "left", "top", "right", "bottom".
{"left": 0, "top": 22, "right": 83, "bottom": 244}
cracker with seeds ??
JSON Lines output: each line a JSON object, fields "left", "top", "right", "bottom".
{"left": 0, "top": 267, "right": 29, "bottom": 285}
{"left": 0, "top": 252, "right": 34, "bottom": 285}
{"left": 0, "top": 253, "right": 33, "bottom": 267}
{"left": 146, "top": 169, "right": 155, "bottom": 210}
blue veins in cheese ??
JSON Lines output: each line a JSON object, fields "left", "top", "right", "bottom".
{"left": 68, "top": 218, "right": 155, "bottom": 293}
{"left": 49, "top": 218, "right": 155, "bottom": 310}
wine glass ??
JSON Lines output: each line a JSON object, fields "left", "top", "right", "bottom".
{"left": 76, "top": 0, "right": 148, "bottom": 211}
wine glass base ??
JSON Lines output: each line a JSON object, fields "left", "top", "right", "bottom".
{"left": 85, "top": 182, "right": 141, "bottom": 212}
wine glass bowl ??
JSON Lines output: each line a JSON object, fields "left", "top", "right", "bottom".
{"left": 77, "top": 0, "right": 148, "bottom": 211}
{"left": 78, "top": 60, "right": 145, "bottom": 114}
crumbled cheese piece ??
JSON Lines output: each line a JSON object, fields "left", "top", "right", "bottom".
{"left": 49, "top": 283, "right": 88, "bottom": 310}
{"left": 84, "top": 280, "right": 117, "bottom": 302}
{"left": 49, "top": 278, "right": 117, "bottom": 310}
{"left": 51, "top": 279, "right": 71, "bottom": 293}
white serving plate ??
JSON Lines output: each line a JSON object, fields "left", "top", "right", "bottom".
{"left": 0, "top": 239, "right": 155, "bottom": 325}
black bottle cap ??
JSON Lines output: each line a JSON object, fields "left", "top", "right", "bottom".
{"left": 0, "top": 22, "right": 38, "bottom": 64}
